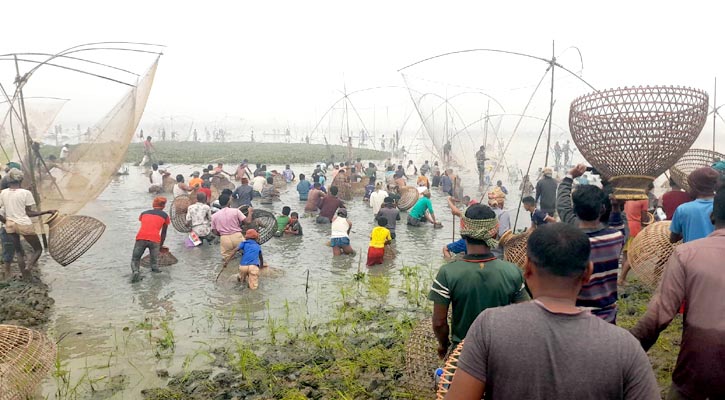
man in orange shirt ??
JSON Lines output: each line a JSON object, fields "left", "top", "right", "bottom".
{"left": 618, "top": 197, "right": 649, "bottom": 286}
{"left": 188, "top": 171, "right": 204, "bottom": 189}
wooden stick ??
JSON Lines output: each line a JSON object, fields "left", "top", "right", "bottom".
{"left": 215, "top": 253, "right": 236, "bottom": 282}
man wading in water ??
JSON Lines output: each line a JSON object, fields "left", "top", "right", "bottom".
{"left": 131, "top": 196, "right": 170, "bottom": 282}
{"left": 0, "top": 168, "right": 56, "bottom": 281}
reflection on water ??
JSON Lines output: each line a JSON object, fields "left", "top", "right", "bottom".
{"left": 40, "top": 163, "right": 528, "bottom": 398}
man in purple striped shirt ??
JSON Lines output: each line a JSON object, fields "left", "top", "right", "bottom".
{"left": 558, "top": 164, "right": 625, "bottom": 323}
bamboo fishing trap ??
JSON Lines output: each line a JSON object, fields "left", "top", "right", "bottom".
{"left": 45, "top": 212, "right": 106, "bottom": 266}
{"left": 403, "top": 318, "right": 439, "bottom": 398}
{"left": 669, "top": 148, "right": 725, "bottom": 193}
{"left": 498, "top": 229, "right": 531, "bottom": 269}
{"left": 170, "top": 194, "right": 192, "bottom": 233}
{"left": 628, "top": 221, "right": 681, "bottom": 290}
{"left": 0, "top": 324, "right": 57, "bottom": 400}
{"left": 436, "top": 340, "right": 465, "bottom": 399}
{"left": 570, "top": 86, "right": 709, "bottom": 199}
{"left": 140, "top": 246, "right": 178, "bottom": 268}
{"left": 398, "top": 187, "right": 419, "bottom": 211}
{"left": 239, "top": 206, "right": 276, "bottom": 245}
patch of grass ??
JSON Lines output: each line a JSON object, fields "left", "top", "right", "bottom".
{"left": 618, "top": 280, "right": 681, "bottom": 397}
{"left": 41, "top": 142, "right": 388, "bottom": 165}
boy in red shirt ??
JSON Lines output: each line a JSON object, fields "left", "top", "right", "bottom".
{"left": 131, "top": 196, "right": 170, "bottom": 282}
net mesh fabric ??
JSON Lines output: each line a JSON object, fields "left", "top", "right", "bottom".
{"left": 8, "top": 59, "right": 159, "bottom": 215}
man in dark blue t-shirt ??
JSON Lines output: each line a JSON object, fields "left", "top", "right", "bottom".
{"left": 523, "top": 196, "right": 555, "bottom": 230}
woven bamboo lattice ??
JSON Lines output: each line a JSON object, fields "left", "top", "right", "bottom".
{"left": 162, "top": 176, "right": 176, "bottom": 194}
{"left": 141, "top": 246, "right": 178, "bottom": 268}
{"left": 436, "top": 340, "right": 465, "bottom": 399}
{"left": 170, "top": 195, "right": 191, "bottom": 233}
{"left": 628, "top": 221, "right": 681, "bottom": 290}
{"left": 398, "top": 187, "right": 420, "bottom": 211}
{"left": 570, "top": 86, "right": 708, "bottom": 199}
{"left": 403, "top": 318, "right": 439, "bottom": 398}
{"left": 239, "top": 206, "right": 277, "bottom": 245}
{"left": 272, "top": 174, "right": 286, "bottom": 189}
{"left": 669, "top": 148, "right": 725, "bottom": 193}
{"left": 351, "top": 181, "right": 366, "bottom": 196}
{"left": 498, "top": 229, "right": 531, "bottom": 269}
{"left": 46, "top": 213, "right": 106, "bottom": 266}
{"left": 0, "top": 324, "right": 57, "bottom": 400}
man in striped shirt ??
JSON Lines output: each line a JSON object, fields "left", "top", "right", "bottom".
{"left": 557, "top": 164, "right": 625, "bottom": 323}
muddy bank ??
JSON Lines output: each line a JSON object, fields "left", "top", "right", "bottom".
{"left": 141, "top": 302, "right": 424, "bottom": 400}
{"left": 0, "top": 272, "right": 54, "bottom": 327}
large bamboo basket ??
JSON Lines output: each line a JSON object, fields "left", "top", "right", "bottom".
{"left": 351, "top": 181, "right": 366, "bottom": 196}
{"left": 272, "top": 174, "right": 286, "bottom": 189}
{"left": 161, "top": 176, "right": 176, "bottom": 194}
{"left": 239, "top": 206, "right": 277, "bottom": 245}
{"left": 170, "top": 195, "right": 191, "bottom": 233}
{"left": 628, "top": 221, "right": 681, "bottom": 290}
{"left": 141, "top": 246, "right": 178, "bottom": 268}
{"left": 398, "top": 187, "right": 419, "bottom": 211}
{"left": 403, "top": 318, "right": 439, "bottom": 398}
{"left": 45, "top": 212, "right": 106, "bottom": 266}
{"left": 0, "top": 324, "right": 57, "bottom": 400}
{"left": 436, "top": 340, "right": 465, "bottom": 399}
{"left": 498, "top": 229, "right": 531, "bottom": 269}
{"left": 669, "top": 148, "right": 725, "bottom": 193}
{"left": 570, "top": 86, "right": 708, "bottom": 199}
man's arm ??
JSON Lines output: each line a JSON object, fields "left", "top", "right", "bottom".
{"left": 630, "top": 250, "right": 686, "bottom": 351}
{"left": 25, "top": 206, "right": 55, "bottom": 218}
{"left": 447, "top": 196, "right": 463, "bottom": 218}
{"left": 557, "top": 176, "right": 578, "bottom": 225}
{"left": 160, "top": 224, "right": 168, "bottom": 246}
{"left": 432, "top": 303, "right": 450, "bottom": 359}
{"left": 259, "top": 251, "right": 265, "bottom": 268}
{"left": 444, "top": 369, "right": 486, "bottom": 400}
{"left": 669, "top": 208, "right": 683, "bottom": 243}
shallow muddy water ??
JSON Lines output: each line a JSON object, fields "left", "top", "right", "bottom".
{"left": 39, "top": 163, "right": 528, "bottom": 399}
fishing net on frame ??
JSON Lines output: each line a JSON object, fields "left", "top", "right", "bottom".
{"left": 403, "top": 318, "right": 438, "bottom": 398}
{"left": 2, "top": 58, "right": 159, "bottom": 216}
{"left": 669, "top": 148, "right": 725, "bottom": 193}
{"left": 628, "top": 221, "right": 681, "bottom": 290}
{"left": 0, "top": 324, "right": 57, "bottom": 400}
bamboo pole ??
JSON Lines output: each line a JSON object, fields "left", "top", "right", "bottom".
{"left": 513, "top": 103, "right": 554, "bottom": 230}
{"left": 714, "top": 77, "right": 717, "bottom": 153}
{"left": 544, "top": 40, "right": 555, "bottom": 168}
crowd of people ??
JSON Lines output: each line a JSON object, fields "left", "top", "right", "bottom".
{"left": 437, "top": 162, "right": 725, "bottom": 399}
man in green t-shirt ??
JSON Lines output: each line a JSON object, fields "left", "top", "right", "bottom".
{"left": 428, "top": 204, "right": 529, "bottom": 358}
{"left": 407, "top": 189, "right": 439, "bottom": 226}
{"left": 275, "top": 206, "right": 291, "bottom": 237}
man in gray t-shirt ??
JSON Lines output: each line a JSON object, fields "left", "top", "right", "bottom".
{"left": 445, "top": 223, "right": 658, "bottom": 400}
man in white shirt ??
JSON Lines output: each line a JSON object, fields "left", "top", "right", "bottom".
{"left": 252, "top": 174, "right": 266, "bottom": 197}
{"left": 59, "top": 144, "right": 69, "bottom": 163}
{"left": 148, "top": 163, "right": 168, "bottom": 194}
{"left": 0, "top": 169, "right": 55, "bottom": 281}
{"left": 369, "top": 182, "right": 389, "bottom": 216}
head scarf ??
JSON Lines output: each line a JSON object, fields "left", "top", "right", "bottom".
{"left": 245, "top": 229, "right": 259, "bottom": 240}
{"left": 7, "top": 168, "right": 24, "bottom": 183}
{"left": 152, "top": 196, "right": 167, "bottom": 209}
{"left": 6, "top": 162, "right": 21, "bottom": 170}
{"left": 460, "top": 215, "right": 500, "bottom": 249}
{"left": 687, "top": 167, "right": 719, "bottom": 197}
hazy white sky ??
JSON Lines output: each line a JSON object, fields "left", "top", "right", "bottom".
{"left": 2, "top": 0, "right": 724, "bottom": 149}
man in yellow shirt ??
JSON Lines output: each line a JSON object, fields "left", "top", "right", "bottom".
{"left": 367, "top": 217, "right": 392, "bottom": 266}
{"left": 188, "top": 171, "right": 204, "bottom": 189}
